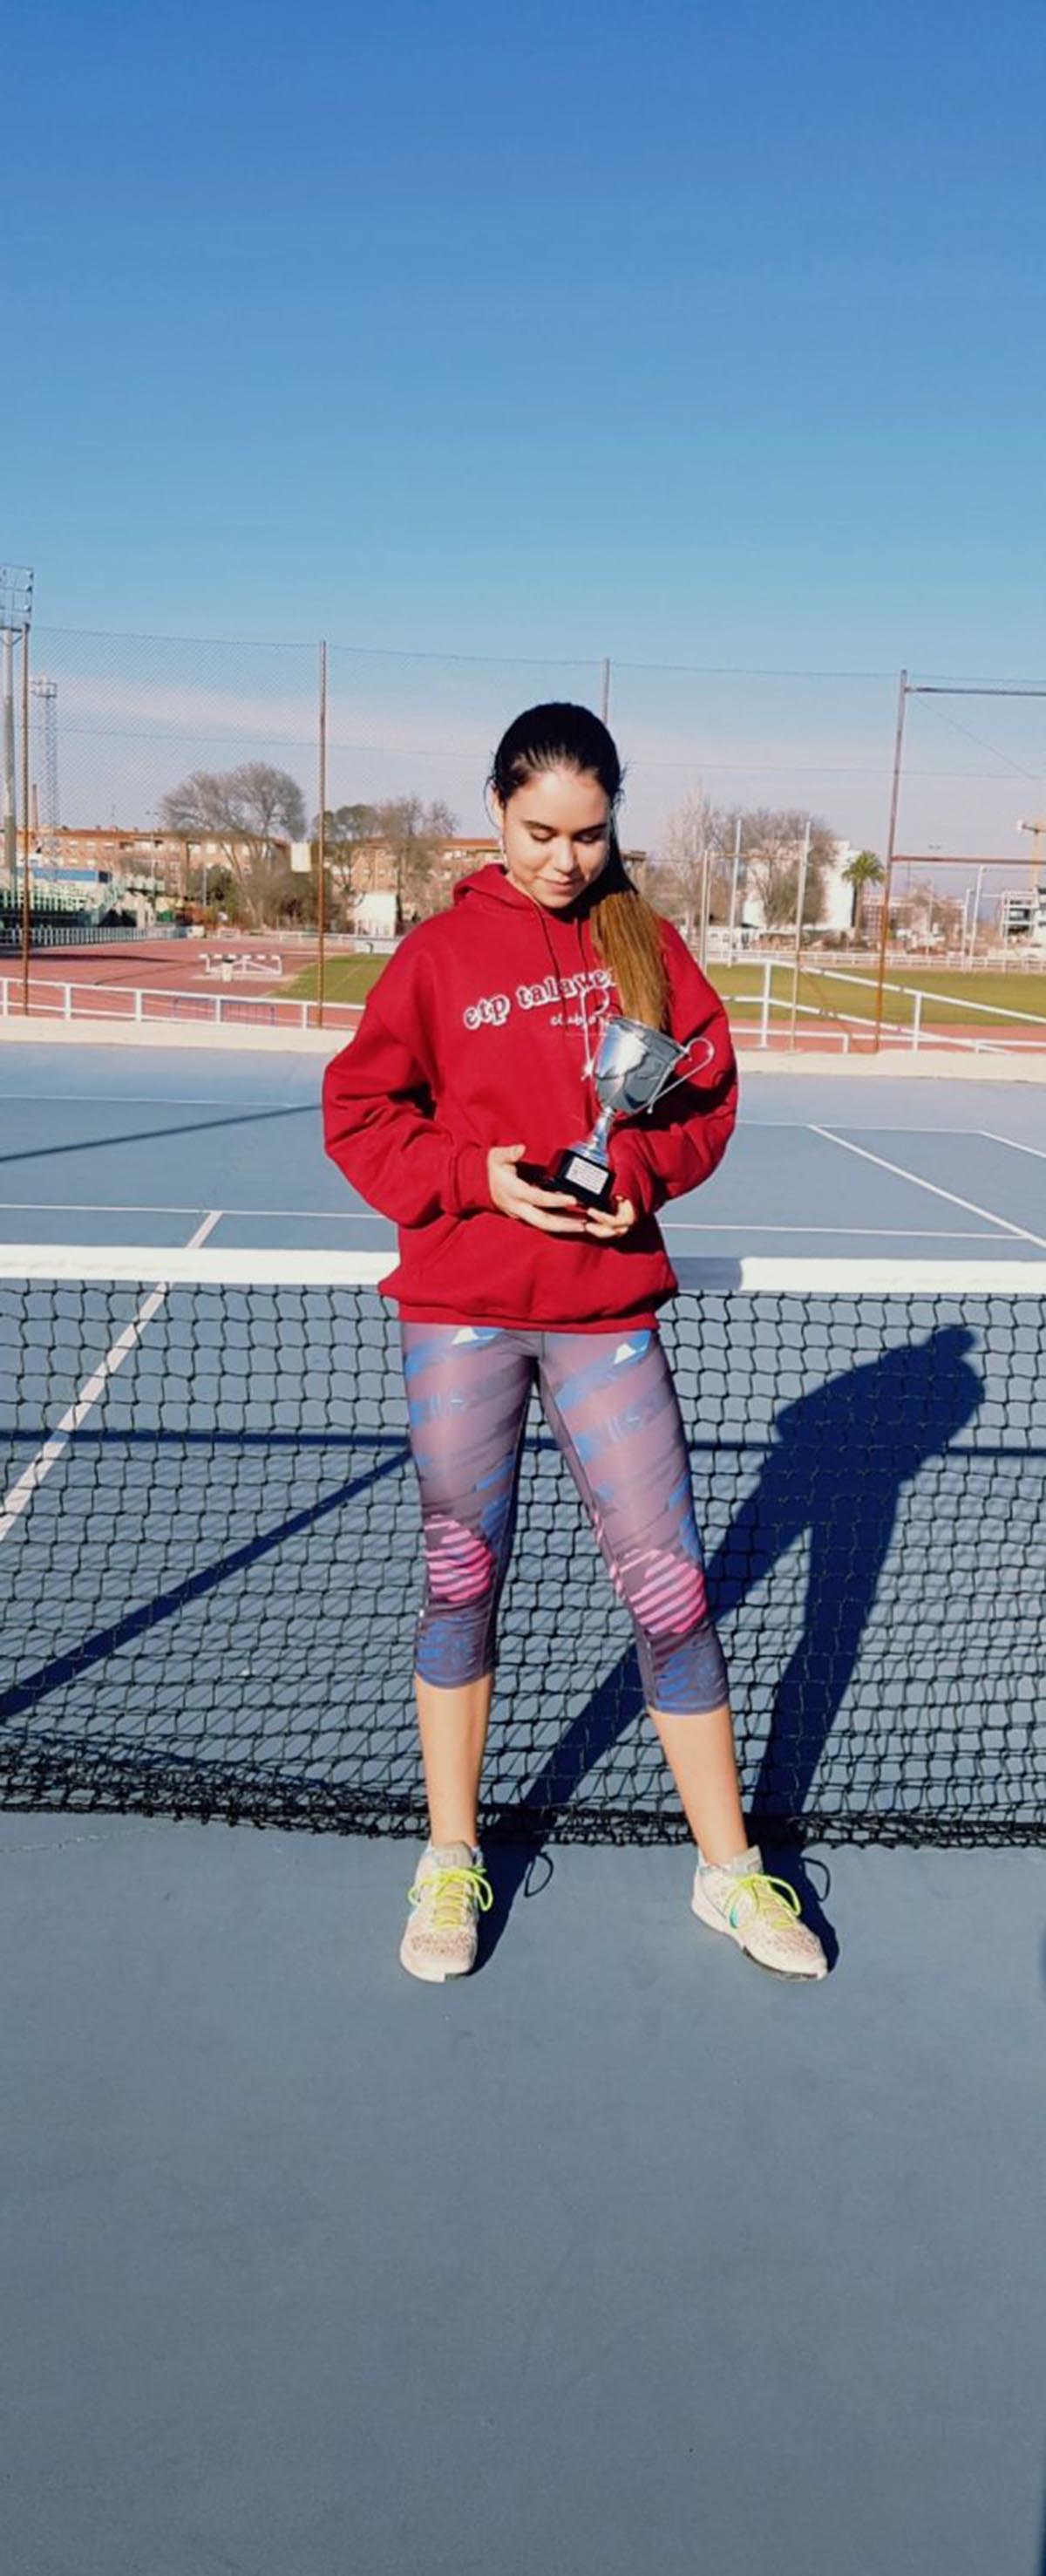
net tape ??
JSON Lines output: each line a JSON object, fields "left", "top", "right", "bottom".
{"left": 1, "top": 1252, "right": 1043, "bottom": 1846}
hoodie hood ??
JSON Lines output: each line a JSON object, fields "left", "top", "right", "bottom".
{"left": 452, "top": 861, "right": 601, "bottom": 934}
{"left": 452, "top": 862, "right": 529, "bottom": 911}
{"left": 452, "top": 861, "right": 576, "bottom": 911}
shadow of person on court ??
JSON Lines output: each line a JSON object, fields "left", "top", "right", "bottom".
{"left": 480, "top": 1323, "right": 984, "bottom": 1966}
{"left": 710, "top": 1321, "right": 983, "bottom": 1823}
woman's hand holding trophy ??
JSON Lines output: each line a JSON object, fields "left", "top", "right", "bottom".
{"left": 487, "top": 1016, "right": 712, "bottom": 1241}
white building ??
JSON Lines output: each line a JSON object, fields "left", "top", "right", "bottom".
{"left": 999, "top": 886, "right": 1046, "bottom": 951}
{"left": 739, "top": 837, "right": 861, "bottom": 937}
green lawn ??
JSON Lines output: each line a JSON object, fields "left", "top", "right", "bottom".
{"left": 284, "top": 950, "right": 1046, "bottom": 1033}
{"left": 281, "top": 956, "right": 388, "bottom": 1004}
{"left": 713, "top": 963, "right": 1046, "bottom": 1032}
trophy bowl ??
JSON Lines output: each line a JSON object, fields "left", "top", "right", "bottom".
{"left": 530, "top": 1016, "right": 697, "bottom": 1210}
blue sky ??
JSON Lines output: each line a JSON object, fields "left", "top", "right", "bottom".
{"left": 6, "top": 0, "right": 1046, "bottom": 851}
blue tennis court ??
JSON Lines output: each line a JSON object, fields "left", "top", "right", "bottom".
{"left": 2, "top": 1043, "right": 1045, "bottom": 1263}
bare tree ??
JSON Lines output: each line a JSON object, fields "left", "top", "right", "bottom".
{"left": 737, "top": 808, "right": 834, "bottom": 930}
{"left": 641, "top": 858, "right": 686, "bottom": 925}
{"left": 313, "top": 803, "right": 379, "bottom": 848}
{"left": 159, "top": 763, "right": 307, "bottom": 925}
{"left": 369, "top": 797, "right": 458, "bottom": 923}
{"left": 657, "top": 785, "right": 734, "bottom": 947}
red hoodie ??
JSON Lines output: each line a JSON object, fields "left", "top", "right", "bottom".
{"left": 323, "top": 864, "right": 737, "bottom": 1330}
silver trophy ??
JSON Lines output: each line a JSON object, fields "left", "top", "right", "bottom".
{"left": 534, "top": 1015, "right": 714, "bottom": 1210}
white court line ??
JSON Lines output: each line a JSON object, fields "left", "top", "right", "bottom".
{"left": 0, "top": 1210, "right": 222, "bottom": 1546}
{"left": 3, "top": 1094, "right": 291, "bottom": 1108}
{"left": 741, "top": 1122, "right": 981, "bottom": 1132}
{"left": 662, "top": 1222, "right": 1007, "bottom": 1238}
{"left": 0, "top": 1203, "right": 1009, "bottom": 1246}
{"left": 808, "top": 1129, "right": 1046, "bottom": 1252}
{"left": 0, "top": 1200, "right": 386, "bottom": 1222}
{"left": 978, "top": 1130, "right": 1046, "bottom": 1163}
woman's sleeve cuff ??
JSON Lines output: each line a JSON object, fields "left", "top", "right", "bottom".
{"left": 608, "top": 1137, "right": 661, "bottom": 1219}
{"left": 448, "top": 1141, "right": 492, "bottom": 1214}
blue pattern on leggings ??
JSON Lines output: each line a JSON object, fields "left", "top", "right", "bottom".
{"left": 400, "top": 1322, "right": 729, "bottom": 1715}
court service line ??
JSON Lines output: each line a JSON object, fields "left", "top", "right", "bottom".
{"left": 3, "top": 1094, "right": 292, "bottom": 1110}
{"left": 808, "top": 1130, "right": 1046, "bottom": 1252}
{"left": 741, "top": 1123, "right": 979, "bottom": 1134}
{"left": 0, "top": 1202, "right": 1006, "bottom": 1244}
{"left": 0, "top": 1210, "right": 222, "bottom": 1547}
{"left": 0, "top": 1199, "right": 378, "bottom": 1221}
{"left": 978, "top": 1130, "right": 1046, "bottom": 1163}
{"left": 662, "top": 1222, "right": 1005, "bottom": 1238}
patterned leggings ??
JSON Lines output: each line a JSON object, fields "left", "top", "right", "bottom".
{"left": 401, "top": 1322, "right": 730, "bottom": 1716}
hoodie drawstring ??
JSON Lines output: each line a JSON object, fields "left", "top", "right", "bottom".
{"left": 532, "top": 904, "right": 600, "bottom": 1107}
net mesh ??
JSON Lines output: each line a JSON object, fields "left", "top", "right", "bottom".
{"left": 1, "top": 1251, "right": 1043, "bottom": 1846}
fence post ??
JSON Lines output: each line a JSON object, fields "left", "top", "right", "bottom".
{"left": 759, "top": 957, "right": 772, "bottom": 1048}
{"left": 910, "top": 991, "right": 923, "bottom": 1053}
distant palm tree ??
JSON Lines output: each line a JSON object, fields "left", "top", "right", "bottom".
{"left": 843, "top": 848, "right": 885, "bottom": 942}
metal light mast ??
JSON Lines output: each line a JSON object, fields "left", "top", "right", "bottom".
{"left": 0, "top": 566, "right": 33, "bottom": 894}
{"left": 31, "top": 678, "right": 59, "bottom": 876}
{"left": 1016, "top": 817, "right": 1045, "bottom": 896}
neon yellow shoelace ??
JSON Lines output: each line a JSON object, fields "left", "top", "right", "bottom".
{"left": 724, "top": 1872, "right": 801, "bottom": 1933}
{"left": 409, "top": 1864, "right": 494, "bottom": 1931}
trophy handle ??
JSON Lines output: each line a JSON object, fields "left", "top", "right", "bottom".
{"left": 636, "top": 1031, "right": 717, "bottom": 1115}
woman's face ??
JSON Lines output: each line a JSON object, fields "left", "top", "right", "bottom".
{"left": 495, "top": 766, "right": 612, "bottom": 912}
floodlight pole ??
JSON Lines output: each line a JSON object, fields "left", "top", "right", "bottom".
{"left": 2, "top": 628, "right": 16, "bottom": 896}
{"left": 788, "top": 815, "right": 812, "bottom": 1049}
{"left": 601, "top": 658, "right": 611, "bottom": 723}
{"left": 21, "top": 624, "right": 31, "bottom": 1013}
{"left": 873, "top": 668, "right": 908, "bottom": 1052}
{"left": 697, "top": 834, "right": 712, "bottom": 969}
{"left": 316, "top": 641, "right": 327, "bottom": 1030}
{"left": 1017, "top": 816, "right": 1045, "bottom": 899}
{"left": 727, "top": 814, "right": 743, "bottom": 964}
{"left": 0, "top": 567, "right": 34, "bottom": 996}
{"left": 967, "top": 862, "right": 985, "bottom": 966}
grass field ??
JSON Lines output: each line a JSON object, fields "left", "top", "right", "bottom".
{"left": 283, "top": 951, "right": 1046, "bottom": 1033}
{"left": 282, "top": 956, "right": 388, "bottom": 1005}
{"left": 723, "top": 964, "right": 1046, "bottom": 1034}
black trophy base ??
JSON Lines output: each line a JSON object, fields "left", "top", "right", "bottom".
{"left": 523, "top": 1146, "right": 615, "bottom": 1211}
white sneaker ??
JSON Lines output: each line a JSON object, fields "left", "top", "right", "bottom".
{"left": 399, "top": 1842, "right": 493, "bottom": 1984}
{"left": 691, "top": 1843, "right": 827, "bottom": 1980}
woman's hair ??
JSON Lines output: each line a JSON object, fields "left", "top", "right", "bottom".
{"left": 487, "top": 702, "right": 669, "bottom": 1031}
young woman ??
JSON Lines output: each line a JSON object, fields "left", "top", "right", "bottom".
{"left": 323, "top": 704, "right": 825, "bottom": 1985}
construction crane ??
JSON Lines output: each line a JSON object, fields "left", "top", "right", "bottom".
{"left": 31, "top": 677, "right": 59, "bottom": 877}
{"left": 1016, "top": 816, "right": 1044, "bottom": 896}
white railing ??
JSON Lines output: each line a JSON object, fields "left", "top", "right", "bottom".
{"left": 0, "top": 977, "right": 358, "bottom": 1032}
{"left": 727, "top": 959, "right": 1046, "bottom": 1053}
{"left": 3, "top": 955, "right": 1045, "bottom": 1054}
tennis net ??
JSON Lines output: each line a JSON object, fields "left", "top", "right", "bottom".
{"left": 1, "top": 1249, "right": 1043, "bottom": 1845}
